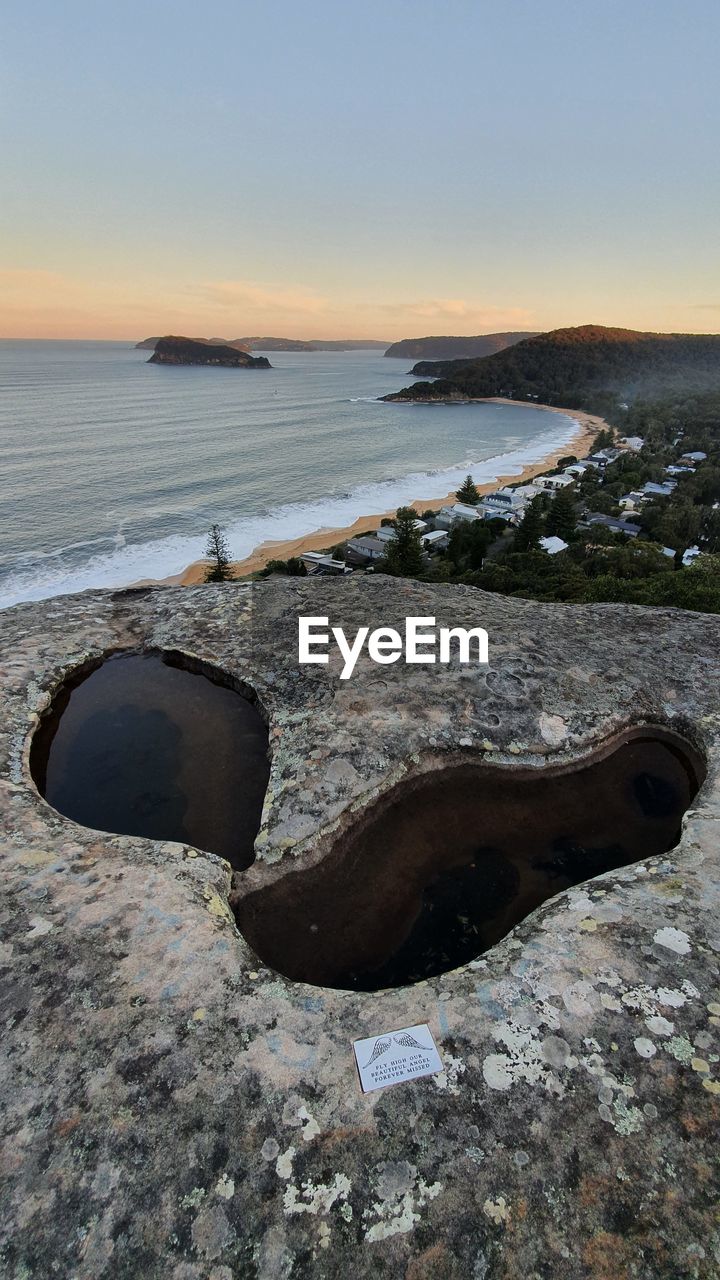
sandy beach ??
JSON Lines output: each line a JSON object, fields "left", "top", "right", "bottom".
{"left": 150, "top": 401, "right": 605, "bottom": 588}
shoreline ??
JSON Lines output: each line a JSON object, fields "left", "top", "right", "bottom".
{"left": 138, "top": 400, "right": 605, "bottom": 588}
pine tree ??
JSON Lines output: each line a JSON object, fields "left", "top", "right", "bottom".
{"left": 514, "top": 495, "right": 544, "bottom": 551}
{"left": 545, "top": 487, "right": 577, "bottom": 540}
{"left": 384, "top": 506, "right": 425, "bottom": 577}
{"left": 590, "top": 428, "right": 615, "bottom": 452}
{"left": 204, "top": 524, "right": 233, "bottom": 582}
{"left": 456, "top": 474, "right": 480, "bottom": 505}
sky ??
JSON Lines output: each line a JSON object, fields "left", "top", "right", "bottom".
{"left": 1, "top": 0, "right": 719, "bottom": 340}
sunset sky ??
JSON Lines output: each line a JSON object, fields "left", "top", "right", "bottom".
{"left": 2, "top": 0, "right": 719, "bottom": 340}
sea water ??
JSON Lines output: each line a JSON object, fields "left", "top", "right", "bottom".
{"left": 0, "top": 341, "right": 580, "bottom": 608}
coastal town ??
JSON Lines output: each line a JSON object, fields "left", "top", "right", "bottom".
{"left": 248, "top": 401, "right": 718, "bottom": 613}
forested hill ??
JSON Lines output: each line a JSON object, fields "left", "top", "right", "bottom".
{"left": 384, "top": 331, "right": 538, "bottom": 360}
{"left": 384, "top": 326, "right": 720, "bottom": 408}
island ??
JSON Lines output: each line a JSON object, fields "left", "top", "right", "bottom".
{"left": 136, "top": 335, "right": 251, "bottom": 352}
{"left": 147, "top": 336, "right": 271, "bottom": 368}
{"left": 137, "top": 335, "right": 389, "bottom": 353}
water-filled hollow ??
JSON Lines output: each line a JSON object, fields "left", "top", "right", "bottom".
{"left": 235, "top": 727, "right": 704, "bottom": 991}
{"left": 30, "top": 651, "right": 270, "bottom": 868}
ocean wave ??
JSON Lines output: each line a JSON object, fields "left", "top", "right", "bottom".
{"left": 0, "top": 416, "right": 579, "bottom": 610}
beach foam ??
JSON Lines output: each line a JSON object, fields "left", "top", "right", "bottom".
{"left": 0, "top": 418, "right": 578, "bottom": 608}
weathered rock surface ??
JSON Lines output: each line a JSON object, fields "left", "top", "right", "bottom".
{"left": 1, "top": 578, "right": 719, "bottom": 1278}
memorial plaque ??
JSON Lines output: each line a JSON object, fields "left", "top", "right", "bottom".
{"left": 352, "top": 1023, "right": 443, "bottom": 1093}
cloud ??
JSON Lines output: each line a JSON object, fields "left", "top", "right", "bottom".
{"left": 195, "top": 279, "right": 330, "bottom": 316}
{"left": 688, "top": 303, "right": 720, "bottom": 311}
{"left": 357, "top": 297, "right": 534, "bottom": 330}
{"left": 0, "top": 268, "right": 534, "bottom": 340}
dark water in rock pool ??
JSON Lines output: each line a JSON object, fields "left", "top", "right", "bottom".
{"left": 236, "top": 730, "right": 704, "bottom": 990}
{"left": 31, "top": 653, "right": 270, "bottom": 868}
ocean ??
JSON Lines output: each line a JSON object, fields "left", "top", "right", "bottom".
{"left": 0, "top": 341, "right": 579, "bottom": 609}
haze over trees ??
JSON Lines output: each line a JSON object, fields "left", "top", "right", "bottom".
{"left": 384, "top": 332, "right": 538, "bottom": 361}
{"left": 384, "top": 325, "right": 720, "bottom": 410}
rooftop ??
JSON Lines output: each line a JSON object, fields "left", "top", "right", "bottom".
{"left": 539, "top": 535, "right": 569, "bottom": 554}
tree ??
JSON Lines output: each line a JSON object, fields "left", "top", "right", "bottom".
{"left": 260, "top": 557, "right": 307, "bottom": 578}
{"left": 456, "top": 474, "right": 480, "bottom": 505}
{"left": 204, "top": 524, "right": 232, "bottom": 582}
{"left": 448, "top": 520, "right": 491, "bottom": 571}
{"left": 590, "top": 428, "right": 615, "bottom": 452}
{"left": 513, "top": 495, "right": 544, "bottom": 551}
{"left": 384, "top": 506, "right": 425, "bottom": 577}
{"left": 545, "top": 487, "right": 577, "bottom": 540}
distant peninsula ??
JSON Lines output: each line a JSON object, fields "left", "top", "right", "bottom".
{"left": 148, "top": 337, "right": 271, "bottom": 368}
{"left": 137, "top": 335, "right": 388, "bottom": 353}
{"left": 383, "top": 331, "right": 538, "bottom": 361}
{"left": 382, "top": 325, "right": 720, "bottom": 407}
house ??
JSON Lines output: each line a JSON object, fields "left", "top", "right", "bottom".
{"left": 345, "top": 536, "right": 386, "bottom": 563}
{"left": 300, "top": 552, "right": 350, "bottom": 576}
{"left": 448, "top": 502, "right": 483, "bottom": 522}
{"left": 434, "top": 505, "right": 481, "bottom": 530}
{"left": 481, "top": 489, "right": 523, "bottom": 510}
{"left": 512, "top": 483, "right": 543, "bottom": 501}
{"left": 620, "top": 436, "right": 645, "bottom": 452}
{"left": 681, "top": 451, "right": 707, "bottom": 463}
{"left": 421, "top": 529, "right": 449, "bottom": 552}
{"left": 589, "top": 448, "right": 623, "bottom": 466}
{"left": 585, "top": 514, "right": 642, "bottom": 537}
{"left": 534, "top": 473, "right": 574, "bottom": 491}
{"left": 666, "top": 464, "right": 695, "bottom": 476}
{"left": 619, "top": 491, "right": 645, "bottom": 511}
{"left": 496, "top": 486, "right": 525, "bottom": 505}
{"left": 539, "top": 535, "right": 568, "bottom": 555}
{"left": 376, "top": 519, "right": 427, "bottom": 544}
{"left": 643, "top": 481, "right": 676, "bottom": 499}
{"left": 564, "top": 463, "right": 590, "bottom": 478}
{"left": 478, "top": 505, "right": 515, "bottom": 523}
{"left": 682, "top": 545, "right": 702, "bottom": 566}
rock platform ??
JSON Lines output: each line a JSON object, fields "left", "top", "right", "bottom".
{"left": 0, "top": 578, "right": 718, "bottom": 1278}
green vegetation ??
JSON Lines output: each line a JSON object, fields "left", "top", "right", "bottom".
{"left": 384, "top": 325, "right": 720, "bottom": 409}
{"left": 446, "top": 519, "right": 493, "bottom": 571}
{"left": 259, "top": 556, "right": 307, "bottom": 578}
{"left": 545, "top": 487, "right": 576, "bottom": 540}
{"left": 384, "top": 332, "right": 537, "bottom": 361}
{"left": 382, "top": 506, "right": 425, "bottom": 577}
{"left": 589, "top": 428, "right": 614, "bottom": 451}
{"left": 456, "top": 474, "right": 480, "bottom": 504}
{"left": 204, "top": 525, "right": 232, "bottom": 583}
{"left": 373, "top": 392, "right": 720, "bottom": 614}
{"left": 513, "top": 495, "right": 544, "bottom": 551}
